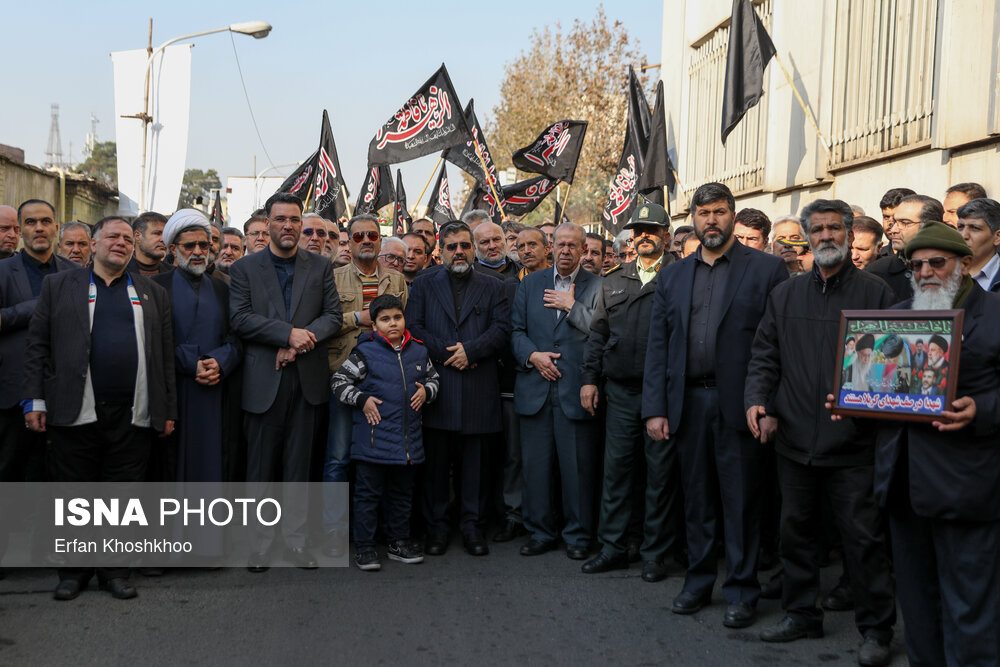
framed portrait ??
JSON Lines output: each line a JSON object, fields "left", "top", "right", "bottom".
{"left": 832, "top": 309, "right": 964, "bottom": 422}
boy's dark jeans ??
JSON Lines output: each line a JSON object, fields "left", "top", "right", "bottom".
{"left": 353, "top": 461, "right": 415, "bottom": 549}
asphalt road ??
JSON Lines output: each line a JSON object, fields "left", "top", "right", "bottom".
{"left": 0, "top": 540, "right": 908, "bottom": 666}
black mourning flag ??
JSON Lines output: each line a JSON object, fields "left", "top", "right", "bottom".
{"left": 459, "top": 181, "right": 502, "bottom": 224}
{"left": 601, "top": 67, "right": 651, "bottom": 236}
{"left": 355, "top": 164, "right": 395, "bottom": 216}
{"left": 512, "top": 120, "right": 588, "bottom": 184}
{"left": 276, "top": 149, "right": 319, "bottom": 201}
{"left": 368, "top": 64, "right": 472, "bottom": 165}
{"left": 501, "top": 176, "right": 560, "bottom": 217}
{"left": 427, "top": 161, "right": 456, "bottom": 224}
{"left": 638, "top": 80, "right": 675, "bottom": 206}
{"left": 721, "top": 0, "right": 776, "bottom": 144}
{"left": 312, "top": 110, "right": 350, "bottom": 220}
{"left": 209, "top": 191, "right": 225, "bottom": 226}
{"left": 444, "top": 100, "right": 507, "bottom": 211}
{"left": 393, "top": 170, "right": 412, "bottom": 236}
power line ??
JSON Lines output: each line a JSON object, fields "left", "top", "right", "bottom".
{"left": 230, "top": 31, "right": 277, "bottom": 171}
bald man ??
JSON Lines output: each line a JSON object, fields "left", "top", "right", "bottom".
{"left": 474, "top": 221, "right": 519, "bottom": 279}
{"left": 0, "top": 206, "right": 19, "bottom": 259}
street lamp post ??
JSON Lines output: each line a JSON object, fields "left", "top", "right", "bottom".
{"left": 124, "top": 20, "right": 272, "bottom": 212}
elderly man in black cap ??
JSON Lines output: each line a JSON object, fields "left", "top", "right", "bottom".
{"left": 856, "top": 221, "right": 1000, "bottom": 666}
{"left": 746, "top": 200, "right": 896, "bottom": 666}
{"left": 580, "top": 202, "right": 684, "bottom": 582}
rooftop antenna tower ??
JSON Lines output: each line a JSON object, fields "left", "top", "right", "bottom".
{"left": 84, "top": 113, "right": 99, "bottom": 158}
{"left": 45, "top": 103, "right": 64, "bottom": 168}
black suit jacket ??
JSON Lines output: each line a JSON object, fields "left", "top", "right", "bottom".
{"left": 22, "top": 268, "right": 177, "bottom": 430}
{"left": 0, "top": 252, "right": 81, "bottom": 408}
{"left": 406, "top": 268, "right": 510, "bottom": 434}
{"left": 641, "top": 243, "right": 787, "bottom": 434}
{"left": 229, "top": 248, "right": 342, "bottom": 412}
{"left": 874, "top": 284, "right": 1000, "bottom": 521}
{"left": 866, "top": 252, "right": 913, "bottom": 302}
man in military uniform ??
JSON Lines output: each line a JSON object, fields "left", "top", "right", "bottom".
{"left": 579, "top": 202, "right": 684, "bottom": 581}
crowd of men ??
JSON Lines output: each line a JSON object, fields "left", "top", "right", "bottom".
{"left": 1, "top": 176, "right": 999, "bottom": 666}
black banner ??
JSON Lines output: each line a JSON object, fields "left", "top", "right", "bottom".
{"left": 601, "top": 66, "right": 650, "bottom": 236}
{"left": 460, "top": 181, "right": 503, "bottom": 224}
{"left": 444, "top": 100, "right": 507, "bottom": 211}
{"left": 209, "top": 191, "right": 225, "bottom": 226}
{"left": 428, "top": 161, "right": 456, "bottom": 225}
{"left": 275, "top": 149, "right": 318, "bottom": 201}
{"left": 721, "top": 0, "right": 776, "bottom": 144}
{"left": 368, "top": 64, "right": 472, "bottom": 165}
{"left": 638, "top": 80, "right": 675, "bottom": 206}
{"left": 355, "top": 164, "right": 395, "bottom": 216}
{"left": 512, "top": 120, "right": 588, "bottom": 184}
{"left": 312, "top": 110, "right": 350, "bottom": 220}
{"left": 501, "top": 176, "right": 559, "bottom": 217}
{"left": 393, "top": 170, "right": 412, "bottom": 236}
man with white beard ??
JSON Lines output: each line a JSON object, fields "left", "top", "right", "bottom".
{"left": 745, "top": 199, "right": 897, "bottom": 666}
{"left": 861, "top": 221, "right": 1000, "bottom": 666}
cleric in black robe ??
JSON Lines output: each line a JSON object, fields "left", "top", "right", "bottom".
{"left": 152, "top": 210, "right": 242, "bottom": 484}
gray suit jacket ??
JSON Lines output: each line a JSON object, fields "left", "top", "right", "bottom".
{"left": 229, "top": 248, "right": 342, "bottom": 412}
{"left": 510, "top": 266, "right": 601, "bottom": 420}
{"left": 0, "top": 252, "right": 78, "bottom": 408}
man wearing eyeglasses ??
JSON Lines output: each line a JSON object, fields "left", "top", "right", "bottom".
{"left": 322, "top": 215, "right": 407, "bottom": 555}
{"left": 406, "top": 220, "right": 510, "bottom": 557}
{"left": 377, "top": 237, "right": 407, "bottom": 273}
{"left": 866, "top": 194, "right": 945, "bottom": 302}
{"left": 151, "top": 210, "right": 241, "bottom": 489}
{"left": 299, "top": 213, "right": 329, "bottom": 256}
{"left": 242, "top": 210, "right": 270, "bottom": 255}
{"left": 850, "top": 221, "right": 1000, "bottom": 666}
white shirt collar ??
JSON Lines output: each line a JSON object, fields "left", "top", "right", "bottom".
{"left": 553, "top": 262, "right": 581, "bottom": 287}
{"left": 972, "top": 252, "right": 1000, "bottom": 289}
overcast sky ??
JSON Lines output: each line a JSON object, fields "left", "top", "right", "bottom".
{"left": 1, "top": 0, "right": 661, "bottom": 210}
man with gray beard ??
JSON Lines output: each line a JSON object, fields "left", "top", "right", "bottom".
{"left": 746, "top": 199, "right": 897, "bottom": 665}
{"left": 862, "top": 221, "right": 1000, "bottom": 666}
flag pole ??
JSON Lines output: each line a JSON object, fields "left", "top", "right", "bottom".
{"left": 772, "top": 53, "right": 831, "bottom": 155}
{"left": 471, "top": 137, "right": 506, "bottom": 214}
{"left": 413, "top": 155, "right": 444, "bottom": 216}
{"left": 559, "top": 182, "right": 573, "bottom": 220}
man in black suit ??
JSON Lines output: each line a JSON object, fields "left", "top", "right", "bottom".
{"left": 642, "top": 182, "right": 787, "bottom": 629}
{"left": 867, "top": 221, "right": 1000, "bottom": 666}
{"left": 229, "top": 193, "right": 342, "bottom": 571}
{"left": 23, "top": 215, "right": 177, "bottom": 601}
{"left": 406, "top": 220, "right": 510, "bottom": 556}
{"left": 0, "top": 199, "right": 77, "bottom": 567}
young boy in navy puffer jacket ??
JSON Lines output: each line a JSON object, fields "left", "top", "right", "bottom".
{"left": 331, "top": 294, "right": 440, "bottom": 571}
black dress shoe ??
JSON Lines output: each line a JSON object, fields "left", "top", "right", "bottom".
{"left": 100, "top": 578, "right": 137, "bottom": 600}
{"left": 581, "top": 551, "right": 629, "bottom": 573}
{"left": 723, "top": 602, "right": 756, "bottom": 628}
{"left": 462, "top": 533, "right": 489, "bottom": 556}
{"left": 671, "top": 590, "right": 711, "bottom": 615}
{"left": 493, "top": 519, "right": 528, "bottom": 543}
{"left": 820, "top": 582, "right": 854, "bottom": 611}
{"left": 53, "top": 579, "right": 84, "bottom": 601}
{"left": 519, "top": 539, "right": 557, "bottom": 556}
{"left": 285, "top": 547, "right": 318, "bottom": 569}
{"left": 247, "top": 552, "right": 269, "bottom": 573}
{"left": 857, "top": 634, "right": 891, "bottom": 666}
{"left": 760, "top": 569, "right": 784, "bottom": 599}
{"left": 641, "top": 560, "right": 668, "bottom": 582}
{"left": 565, "top": 544, "right": 589, "bottom": 560}
{"left": 759, "top": 616, "right": 824, "bottom": 642}
{"left": 425, "top": 535, "right": 448, "bottom": 556}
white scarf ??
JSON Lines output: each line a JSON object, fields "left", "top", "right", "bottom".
{"left": 70, "top": 272, "right": 150, "bottom": 428}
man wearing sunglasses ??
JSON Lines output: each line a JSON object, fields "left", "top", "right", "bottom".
{"left": 867, "top": 194, "right": 945, "bottom": 302}
{"left": 299, "top": 213, "right": 329, "bottom": 256}
{"left": 152, "top": 210, "right": 241, "bottom": 490}
{"left": 323, "top": 215, "right": 407, "bottom": 555}
{"left": 855, "top": 221, "right": 1000, "bottom": 666}
{"left": 229, "top": 192, "right": 343, "bottom": 571}
{"left": 406, "top": 220, "right": 510, "bottom": 557}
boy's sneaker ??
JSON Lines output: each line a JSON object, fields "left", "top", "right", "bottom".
{"left": 354, "top": 549, "right": 381, "bottom": 571}
{"left": 387, "top": 540, "right": 424, "bottom": 564}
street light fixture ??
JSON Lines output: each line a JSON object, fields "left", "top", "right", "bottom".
{"left": 125, "top": 20, "right": 272, "bottom": 212}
